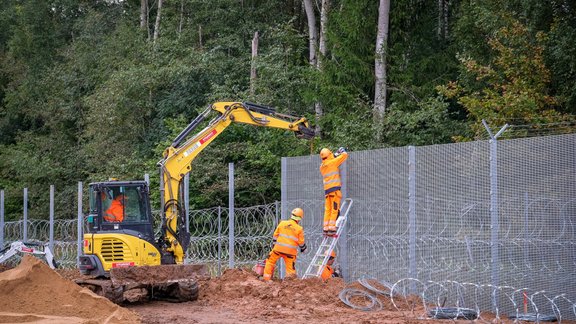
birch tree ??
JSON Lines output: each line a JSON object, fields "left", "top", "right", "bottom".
{"left": 153, "top": 0, "right": 163, "bottom": 43}
{"left": 303, "top": 0, "right": 318, "bottom": 67}
{"left": 374, "top": 0, "right": 390, "bottom": 121}
{"left": 250, "top": 31, "right": 258, "bottom": 95}
{"left": 304, "top": 0, "right": 326, "bottom": 136}
{"left": 313, "top": 0, "right": 330, "bottom": 137}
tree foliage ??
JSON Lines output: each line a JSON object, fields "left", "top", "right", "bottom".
{"left": 0, "top": 0, "right": 574, "bottom": 219}
{"left": 438, "top": 18, "right": 563, "bottom": 139}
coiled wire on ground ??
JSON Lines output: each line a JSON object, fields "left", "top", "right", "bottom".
{"left": 427, "top": 307, "right": 478, "bottom": 320}
{"left": 338, "top": 288, "right": 383, "bottom": 312}
{"left": 358, "top": 276, "right": 393, "bottom": 297}
{"left": 508, "top": 313, "right": 558, "bottom": 322}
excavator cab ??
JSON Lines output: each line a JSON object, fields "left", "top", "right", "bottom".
{"left": 86, "top": 181, "right": 154, "bottom": 242}
{"left": 80, "top": 181, "right": 159, "bottom": 278}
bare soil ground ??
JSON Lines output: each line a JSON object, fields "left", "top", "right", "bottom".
{"left": 1, "top": 257, "right": 569, "bottom": 324}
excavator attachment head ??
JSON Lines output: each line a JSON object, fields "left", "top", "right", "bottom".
{"left": 296, "top": 124, "right": 315, "bottom": 140}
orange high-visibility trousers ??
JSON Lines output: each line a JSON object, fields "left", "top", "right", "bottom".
{"left": 323, "top": 190, "right": 342, "bottom": 231}
{"left": 263, "top": 251, "right": 296, "bottom": 281}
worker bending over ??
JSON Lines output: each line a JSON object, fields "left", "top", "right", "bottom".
{"left": 319, "top": 147, "right": 348, "bottom": 235}
{"left": 263, "top": 208, "right": 307, "bottom": 281}
{"left": 320, "top": 250, "right": 340, "bottom": 281}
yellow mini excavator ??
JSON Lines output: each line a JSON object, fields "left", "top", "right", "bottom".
{"left": 76, "top": 102, "right": 314, "bottom": 303}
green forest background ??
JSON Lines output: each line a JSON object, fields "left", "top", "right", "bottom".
{"left": 0, "top": 0, "right": 574, "bottom": 220}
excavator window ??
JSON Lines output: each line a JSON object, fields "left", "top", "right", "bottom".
{"left": 89, "top": 184, "right": 150, "bottom": 225}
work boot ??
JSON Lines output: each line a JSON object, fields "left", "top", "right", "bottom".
{"left": 326, "top": 230, "right": 337, "bottom": 237}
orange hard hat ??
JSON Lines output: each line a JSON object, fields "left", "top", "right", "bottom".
{"left": 325, "top": 250, "right": 336, "bottom": 258}
{"left": 320, "top": 148, "right": 332, "bottom": 160}
{"left": 291, "top": 207, "right": 304, "bottom": 221}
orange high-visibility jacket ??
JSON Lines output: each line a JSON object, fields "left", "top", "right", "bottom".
{"left": 320, "top": 264, "right": 335, "bottom": 281}
{"left": 272, "top": 219, "right": 305, "bottom": 256}
{"left": 319, "top": 152, "right": 348, "bottom": 195}
{"left": 104, "top": 198, "right": 124, "bottom": 222}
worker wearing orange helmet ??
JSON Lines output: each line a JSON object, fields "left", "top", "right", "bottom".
{"left": 319, "top": 147, "right": 348, "bottom": 235}
{"left": 262, "top": 207, "right": 307, "bottom": 281}
{"left": 320, "top": 250, "right": 338, "bottom": 281}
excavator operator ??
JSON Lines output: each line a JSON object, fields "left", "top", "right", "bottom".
{"left": 263, "top": 208, "right": 307, "bottom": 281}
{"left": 104, "top": 194, "right": 126, "bottom": 222}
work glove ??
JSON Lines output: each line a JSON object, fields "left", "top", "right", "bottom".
{"left": 299, "top": 244, "right": 307, "bottom": 253}
{"left": 337, "top": 147, "right": 346, "bottom": 154}
{"left": 333, "top": 268, "right": 342, "bottom": 278}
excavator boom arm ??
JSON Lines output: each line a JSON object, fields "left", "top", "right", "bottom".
{"left": 158, "top": 102, "right": 314, "bottom": 263}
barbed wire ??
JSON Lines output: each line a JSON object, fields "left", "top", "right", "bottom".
{"left": 340, "top": 277, "right": 576, "bottom": 322}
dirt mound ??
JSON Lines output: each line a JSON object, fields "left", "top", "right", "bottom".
{"left": 185, "top": 268, "right": 420, "bottom": 324}
{"left": 0, "top": 255, "right": 140, "bottom": 323}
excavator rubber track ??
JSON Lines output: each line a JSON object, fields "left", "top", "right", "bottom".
{"left": 76, "top": 264, "right": 207, "bottom": 304}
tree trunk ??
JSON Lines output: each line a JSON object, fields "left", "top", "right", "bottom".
{"left": 437, "top": 0, "right": 449, "bottom": 40}
{"left": 437, "top": 0, "right": 442, "bottom": 39}
{"left": 140, "top": 0, "right": 147, "bottom": 29}
{"left": 374, "top": 0, "right": 390, "bottom": 122}
{"left": 140, "top": 0, "right": 149, "bottom": 38}
{"left": 313, "top": 0, "right": 330, "bottom": 137}
{"left": 153, "top": 0, "right": 163, "bottom": 43}
{"left": 303, "top": 0, "right": 317, "bottom": 66}
{"left": 178, "top": 0, "right": 184, "bottom": 37}
{"left": 250, "top": 31, "right": 259, "bottom": 96}
{"left": 318, "top": 0, "right": 329, "bottom": 69}
{"left": 443, "top": 0, "right": 449, "bottom": 39}
{"left": 198, "top": 25, "right": 203, "bottom": 49}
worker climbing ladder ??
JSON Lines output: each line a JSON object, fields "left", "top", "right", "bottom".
{"left": 303, "top": 198, "right": 353, "bottom": 279}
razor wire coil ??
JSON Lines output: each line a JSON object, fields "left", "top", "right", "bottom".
{"left": 338, "top": 288, "right": 383, "bottom": 312}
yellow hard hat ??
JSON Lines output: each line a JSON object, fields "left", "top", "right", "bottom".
{"left": 325, "top": 250, "right": 336, "bottom": 258}
{"left": 320, "top": 148, "right": 332, "bottom": 160}
{"left": 291, "top": 207, "right": 304, "bottom": 221}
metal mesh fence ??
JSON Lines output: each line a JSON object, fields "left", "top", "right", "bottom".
{"left": 282, "top": 133, "right": 576, "bottom": 319}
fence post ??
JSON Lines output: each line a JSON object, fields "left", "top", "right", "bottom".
{"left": 23, "top": 188, "right": 28, "bottom": 241}
{"left": 0, "top": 190, "right": 4, "bottom": 248}
{"left": 339, "top": 159, "right": 349, "bottom": 282}
{"left": 228, "top": 163, "right": 235, "bottom": 269}
{"left": 77, "top": 181, "right": 83, "bottom": 267}
{"left": 408, "top": 146, "right": 417, "bottom": 289}
{"left": 49, "top": 185, "right": 54, "bottom": 252}
{"left": 482, "top": 120, "right": 508, "bottom": 310}
{"left": 218, "top": 206, "right": 222, "bottom": 276}
{"left": 279, "top": 158, "right": 287, "bottom": 278}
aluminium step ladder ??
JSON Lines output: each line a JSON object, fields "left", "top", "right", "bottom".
{"left": 302, "top": 198, "right": 353, "bottom": 279}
